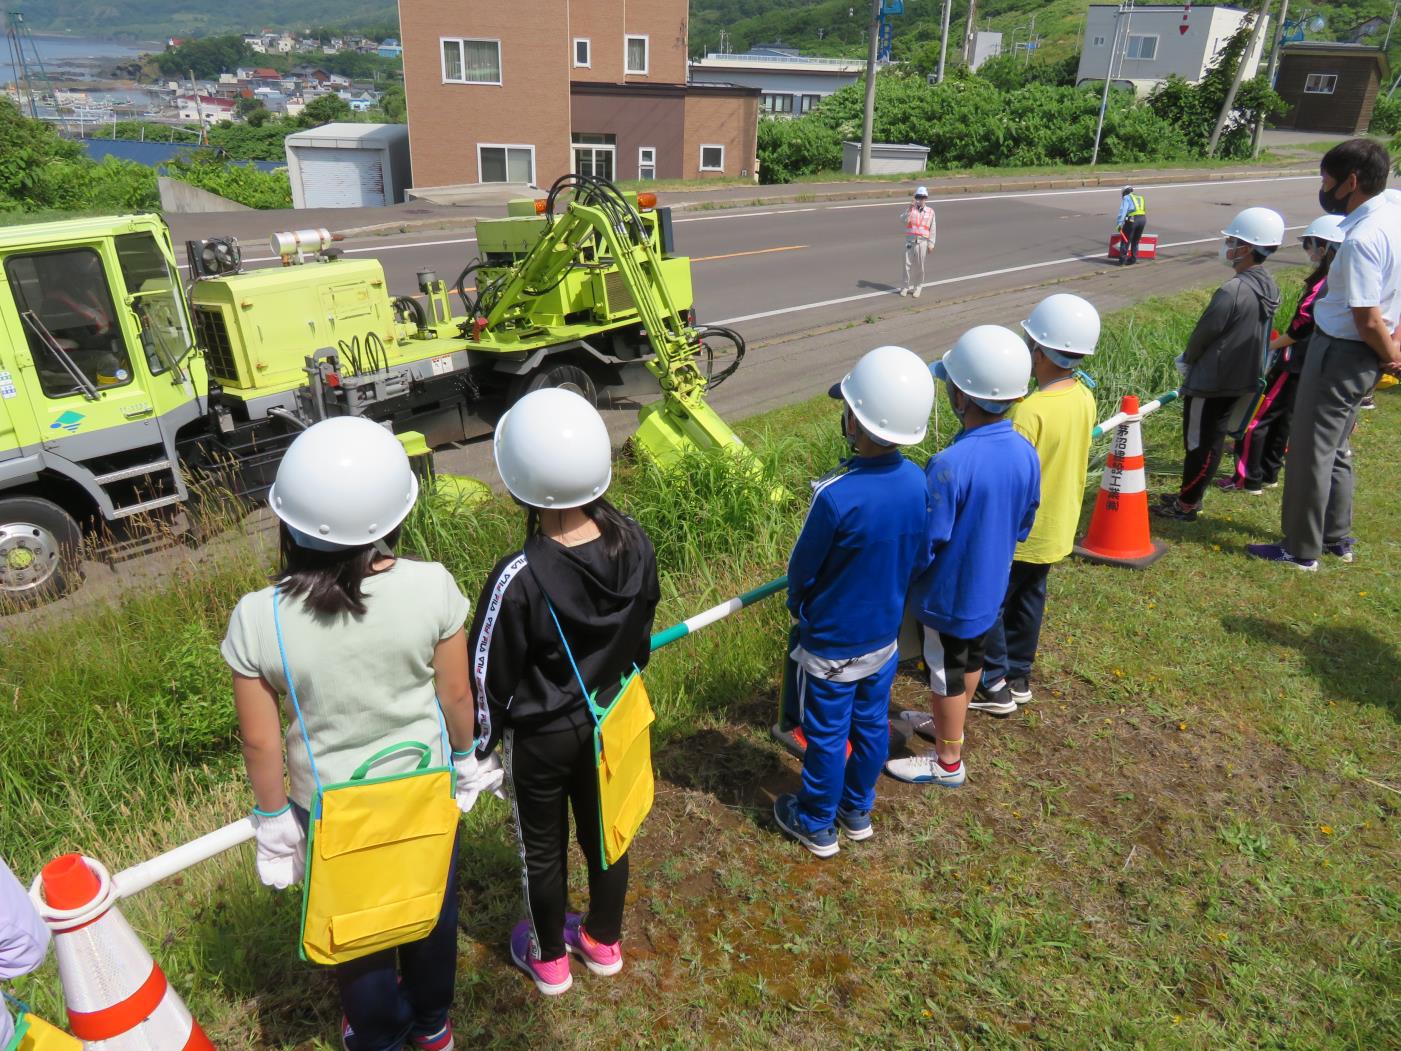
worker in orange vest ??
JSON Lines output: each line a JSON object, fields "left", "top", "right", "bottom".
{"left": 900, "top": 186, "right": 936, "bottom": 297}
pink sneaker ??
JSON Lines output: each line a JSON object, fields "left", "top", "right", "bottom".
{"left": 563, "top": 913, "right": 623, "bottom": 976}
{"left": 509, "top": 920, "right": 573, "bottom": 996}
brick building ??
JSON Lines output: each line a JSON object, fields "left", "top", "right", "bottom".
{"left": 400, "top": 0, "right": 759, "bottom": 191}
{"left": 1274, "top": 42, "right": 1388, "bottom": 136}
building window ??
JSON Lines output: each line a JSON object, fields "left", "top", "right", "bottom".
{"left": 573, "top": 133, "right": 616, "bottom": 181}
{"left": 638, "top": 146, "right": 656, "bottom": 180}
{"left": 1092, "top": 35, "right": 1106, "bottom": 47}
{"left": 1124, "top": 34, "right": 1158, "bottom": 60}
{"left": 625, "top": 34, "right": 649, "bottom": 75}
{"left": 574, "top": 38, "right": 590, "bottom": 67}
{"left": 799, "top": 93, "right": 823, "bottom": 114}
{"left": 442, "top": 38, "right": 501, "bottom": 84}
{"left": 478, "top": 144, "right": 534, "bottom": 183}
{"left": 699, "top": 144, "right": 725, "bottom": 172}
{"left": 1304, "top": 73, "right": 1338, "bottom": 94}
{"left": 760, "top": 92, "right": 795, "bottom": 114}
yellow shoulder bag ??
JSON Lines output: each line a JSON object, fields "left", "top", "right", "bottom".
{"left": 546, "top": 603, "right": 655, "bottom": 866}
{"left": 3, "top": 995, "right": 81, "bottom": 1051}
{"left": 273, "top": 589, "right": 460, "bottom": 966}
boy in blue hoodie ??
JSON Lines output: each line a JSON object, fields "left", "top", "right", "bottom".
{"left": 886, "top": 326, "right": 1040, "bottom": 788}
{"left": 774, "top": 346, "right": 935, "bottom": 857}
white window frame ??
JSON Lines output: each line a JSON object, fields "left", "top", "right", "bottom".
{"left": 476, "top": 143, "right": 535, "bottom": 184}
{"left": 1124, "top": 33, "right": 1158, "bottom": 61}
{"left": 572, "top": 139, "right": 617, "bottom": 180}
{"left": 574, "top": 37, "right": 591, "bottom": 68}
{"left": 625, "top": 34, "right": 649, "bottom": 75}
{"left": 638, "top": 145, "right": 656, "bottom": 180}
{"left": 699, "top": 143, "right": 725, "bottom": 172}
{"left": 441, "top": 37, "right": 502, "bottom": 86}
{"left": 1304, "top": 73, "right": 1338, "bottom": 94}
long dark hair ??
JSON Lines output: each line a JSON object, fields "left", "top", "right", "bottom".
{"left": 276, "top": 523, "right": 402, "bottom": 616}
{"left": 524, "top": 496, "right": 633, "bottom": 559}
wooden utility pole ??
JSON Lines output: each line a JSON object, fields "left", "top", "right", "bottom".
{"left": 936, "top": 0, "right": 953, "bottom": 82}
{"left": 1250, "top": 0, "right": 1288, "bottom": 157}
{"left": 963, "top": 0, "right": 978, "bottom": 65}
{"left": 1207, "top": 0, "right": 1272, "bottom": 157}
{"left": 859, "top": 0, "right": 880, "bottom": 174}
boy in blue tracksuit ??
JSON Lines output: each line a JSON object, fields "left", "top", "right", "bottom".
{"left": 886, "top": 326, "right": 1040, "bottom": 788}
{"left": 774, "top": 346, "right": 935, "bottom": 857}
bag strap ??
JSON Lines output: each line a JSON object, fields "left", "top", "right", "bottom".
{"left": 544, "top": 601, "right": 606, "bottom": 727}
{"left": 271, "top": 586, "right": 324, "bottom": 801}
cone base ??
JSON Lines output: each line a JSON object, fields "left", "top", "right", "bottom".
{"left": 1073, "top": 538, "right": 1168, "bottom": 569}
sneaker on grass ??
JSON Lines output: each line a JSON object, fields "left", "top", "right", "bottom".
{"left": 1152, "top": 495, "right": 1200, "bottom": 521}
{"left": 510, "top": 920, "right": 573, "bottom": 996}
{"left": 968, "top": 681, "right": 1017, "bottom": 717}
{"left": 884, "top": 754, "right": 966, "bottom": 787}
{"left": 773, "top": 793, "right": 839, "bottom": 858}
{"left": 409, "top": 1023, "right": 454, "bottom": 1051}
{"left": 564, "top": 913, "right": 623, "bottom": 976}
{"left": 1244, "top": 543, "right": 1318, "bottom": 571}
{"left": 1324, "top": 537, "right": 1356, "bottom": 563}
{"left": 1007, "top": 676, "right": 1033, "bottom": 704}
{"left": 836, "top": 805, "right": 873, "bottom": 841}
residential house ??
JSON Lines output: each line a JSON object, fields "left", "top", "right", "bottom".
{"left": 348, "top": 93, "right": 377, "bottom": 112}
{"left": 1076, "top": 4, "right": 1268, "bottom": 94}
{"left": 275, "top": 34, "right": 296, "bottom": 55}
{"left": 177, "top": 94, "right": 238, "bottom": 123}
{"left": 243, "top": 34, "right": 267, "bottom": 54}
{"left": 285, "top": 96, "right": 307, "bottom": 118}
{"left": 377, "top": 38, "right": 403, "bottom": 59}
{"left": 328, "top": 73, "right": 351, "bottom": 87}
{"left": 297, "top": 39, "right": 322, "bottom": 55}
{"left": 400, "top": 0, "right": 760, "bottom": 188}
{"left": 325, "top": 38, "right": 345, "bottom": 54}
{"left": 689, "top": 45, "right": 865, "bottom": 117}
{"left": 1274, "top": 42, "right": 1388, "bottom": 134}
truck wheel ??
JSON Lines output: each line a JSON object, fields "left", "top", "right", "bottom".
{"left": 510, "top": 364, "right": 598, "bottom": 406}
{"left": 0, "top": 496, "right": 82, "bottom": 604}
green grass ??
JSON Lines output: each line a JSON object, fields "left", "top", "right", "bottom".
{"left": 3, "top": 278, "right": 1399, "bottom": 1048}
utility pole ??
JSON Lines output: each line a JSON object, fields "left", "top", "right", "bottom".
{"left": 1207, "top": 0, "right": 1272, "bottom": 156}
{"left": 1091, "top": 3, "right": 1128, "bottom": 165}
{"left": 963, "top": 0, "right": 978, "bottom": 65}
{"left": 859, "top": 0, "right": 880, "bottom": 174}
{"left": 1386, "top": 0, "right": 1398, "bottom": 50}
{"left": 936, "top": 0, "right": 953, "bottom": 82}
{"left": 1251, "top": 0, "right": 1288, "bottom": 157}
{"left": 187, "top": 69, "right": 207, "bottom": 144}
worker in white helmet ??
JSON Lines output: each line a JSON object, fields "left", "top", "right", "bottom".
{"left": 773, "top": 346, "right": 935, "bottom": 858}
{"left": 900, "top": 185, "right": 936, "bottom": 297}
{"left": 470, "top": 388, "right": 660, "bottom": 997}
{"left": 223, "top": 416, "right": 484, "bottom": 1051}
{"left": 970, "top": 293, "right": 1101, "bottom": 716}
{"left": 887, "top": 327, "right": 1040, "bottom": 789}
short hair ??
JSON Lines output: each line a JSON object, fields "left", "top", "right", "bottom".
{"left": 1122, "top": 186, "right": 1133, "bottom": 195}
{"left": 1320, "top": 138, "right": 1391, "bottom": 197}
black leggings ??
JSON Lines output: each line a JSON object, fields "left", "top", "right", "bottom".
{"left": 504, "top": 718, "right": 629, "bottom": 960}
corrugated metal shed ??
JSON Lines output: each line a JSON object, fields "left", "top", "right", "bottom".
{"left": 283, "top": 122, "right": 411, "bottom": 209}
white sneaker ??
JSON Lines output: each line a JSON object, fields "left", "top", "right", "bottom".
{"left": 1007, "top": 677, "right": 1033, "bottom": 704}
{"left": 898, "top": 287, "right": 910, "bottom": 297}
{"left": 911, "top": 286, "right": 922, "bottom": 298}
{"left": 884, "top": 754, "right": 965, "bottom": 787}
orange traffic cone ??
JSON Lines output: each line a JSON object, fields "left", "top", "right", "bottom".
{"left": 30, "top": 854, "right": 215, "bottom": 1051}
{"left": 1073, "top": 394, "right": 1167, "bottom": 569}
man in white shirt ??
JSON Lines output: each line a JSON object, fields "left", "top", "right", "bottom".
{"left": 1248, "top": 139, "right": 1401, "bottom": 570}
{"left": 900, "top": 186, "right": 935, "bottom": 297}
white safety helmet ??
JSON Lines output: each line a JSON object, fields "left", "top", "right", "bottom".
{"left": 494, "top": 387, "right": 612, "bottom": 509}
{"left": 1222, "top": 206, "right": 1285, "bottom": 249}
{"left": 914, "top": 186, "right": 929, "bottom": 198}
{"left": 1300, "top": 214, "right": 1345, "bottom": 245}
{"left": 1021, "top": 293, "right": 1100, "bottom": 358}
{"left": 833, "top": 345, "right": 936, "bottom": 446}
{"left": 932, "top": 325, "right": 1032, "bottom": 402}
{"left": 269, "top": 416, "right": 418, "bottom": 548}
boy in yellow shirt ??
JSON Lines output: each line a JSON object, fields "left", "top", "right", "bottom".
{"left": 971, "top": 294, "right": 1100, "bottom": 714}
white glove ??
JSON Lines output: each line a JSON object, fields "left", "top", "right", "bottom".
{"left": 252, "top": 807, "right": 306, "bottom": 890}
{"left": 1174, "top": 352, "right": 1190, "bottom": 379}
{"left": 478, "top": 752, "right": 506, "bottom": 800}
{"left": 454, "top": 751, "right": 482, "bottom": 814}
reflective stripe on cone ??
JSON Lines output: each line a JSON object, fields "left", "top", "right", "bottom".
{"left": 1074, "top": 394, "right": 1168, "bottom": 569}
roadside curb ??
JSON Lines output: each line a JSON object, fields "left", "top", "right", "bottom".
{"left": 330, "top": 165, "right": 1316, "bottom": 240}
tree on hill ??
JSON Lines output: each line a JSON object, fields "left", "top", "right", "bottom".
{"left": 156, "top": 36, "right": 252, "bottom": 79}
{"left": 300, "top": 93, "right": 351, "bottom": 126}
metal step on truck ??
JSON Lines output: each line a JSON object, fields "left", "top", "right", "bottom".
{"left": 0, "top": 174, "right": 750, "bottom": 604}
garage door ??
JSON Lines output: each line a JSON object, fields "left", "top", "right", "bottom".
{"left": 297, "top": 148, "right": 386, "bottom": 208}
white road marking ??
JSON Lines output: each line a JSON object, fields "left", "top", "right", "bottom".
{"left": 709, "top": 225, "right": 1308, "bottom": 327}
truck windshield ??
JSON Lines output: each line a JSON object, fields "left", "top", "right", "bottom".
{"left": 5, "top": 247, "right": 134, "bottom": 399}
{"left": 115, "top": 232, "right": 194, "bottom": 374}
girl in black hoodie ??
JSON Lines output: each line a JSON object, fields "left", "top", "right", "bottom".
{"left": 467, "top": 388, "right": 660, "bottom": 997}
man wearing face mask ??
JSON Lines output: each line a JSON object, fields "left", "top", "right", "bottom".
{"left": 1248, "top": 138, "right": 1401, "bottom": 570}
{"left": 1155, "top": 207, "right": 1283, "bottom": 521}
{"left": 777, "top": 346, "right": 934, "bottom": 856}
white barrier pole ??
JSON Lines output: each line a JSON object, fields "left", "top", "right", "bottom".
{"left": 112, "top": 817, "right": 256, "bottom": 899}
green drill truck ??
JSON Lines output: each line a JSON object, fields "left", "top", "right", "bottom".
{"left": 0, "top": 175, "right": 748, "bottom": 603}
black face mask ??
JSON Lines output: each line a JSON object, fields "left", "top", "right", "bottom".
{"left": 1319, "top": 178, "right": 1352, "bottom": 216}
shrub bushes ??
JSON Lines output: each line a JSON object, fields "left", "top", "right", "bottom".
{"left": 165, "top": 154, "right": 294, "bottom": 210}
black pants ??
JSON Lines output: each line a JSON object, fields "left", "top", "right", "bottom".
{"left": 1179, "top": 394, "right": 1240, "bottom": 505}
{"left": 1119, "top": 215, "right": 1146, "bottom": 262}
{"left": 504, "top": 719, "right": 628, "bottom": 961}
{"left": 1233, "top": 367, "right": 1299, "bottom": 488}
{"left": 981, "top": 560, "right": 1052, "bottom": 688}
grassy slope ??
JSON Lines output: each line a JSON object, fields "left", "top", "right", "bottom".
{"left": 3, "top": 280, "right": 1398, "bottom": 1048}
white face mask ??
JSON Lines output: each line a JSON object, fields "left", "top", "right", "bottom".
{"left": 1219, "top": 240, "right": 1238, "bottom": 267}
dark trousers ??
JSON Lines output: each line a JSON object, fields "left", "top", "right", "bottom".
{"left": 1119, "top": 215, "right": 1146, "bottom": 262}
{"left": 981, "top": 560, "right": 1051, "bottom": 688}
{"left": 292, "top": 806, "right": 459, "bottom": 1051}
{"left": 1179, "top": 394, "right": 1240, "bottom": 505}
{"left": 1231, "top": 367, "right": 1298, "bottom": 488}
{"left": 504, "top": 720, "right": 628, "bottom": 961}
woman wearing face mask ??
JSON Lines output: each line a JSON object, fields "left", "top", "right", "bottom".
{"left": 1155, "top": 207, "right": 1284, "bottom": 521}
{"left": 1219, "top": 215, "right": 1345, "bottom": 495}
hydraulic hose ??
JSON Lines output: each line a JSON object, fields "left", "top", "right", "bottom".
{"left": 695, "top": 325, "right": 746, "bottom": 390}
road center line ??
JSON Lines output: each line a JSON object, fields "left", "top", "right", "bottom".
{"left": 692, "top": 245, "right": 808, "bottom": 263}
